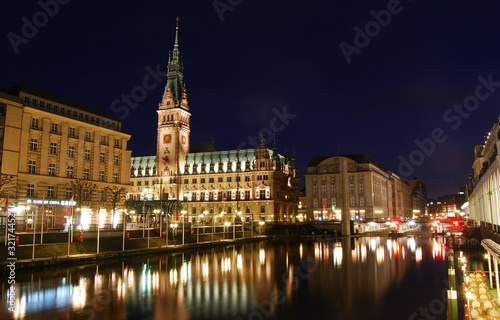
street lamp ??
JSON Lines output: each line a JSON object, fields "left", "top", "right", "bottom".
{"left": 259, "top": 220, "right": 265, "bottom": 236}
{"left": 224, "top": 222, "right": 230, "bottom": 239}
{"left": 170, "top": 222, "right": 178, "bottom": 246}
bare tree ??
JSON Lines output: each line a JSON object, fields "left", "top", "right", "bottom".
{"left": 70, "top": 179, "right": 97, "bottom": 223}
{"left": 104, "top": 186, "right": 127, "bottom": 228}
{"left": 0, "top": 174, "right": 14, "bottom": 206}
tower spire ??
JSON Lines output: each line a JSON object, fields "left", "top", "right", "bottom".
{"left": 174, "top": 17, "right": 179, "bottom": 50}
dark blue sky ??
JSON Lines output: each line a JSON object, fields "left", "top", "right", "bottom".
{"left": 2, "top": 0, "right": 500, "bottom": 199}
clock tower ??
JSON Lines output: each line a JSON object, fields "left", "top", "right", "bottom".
{"left": 157, "top": 18, "right": 190, "bottom": 199}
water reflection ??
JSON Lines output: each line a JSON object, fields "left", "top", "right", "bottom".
{"left": 2, "top": 237, "right": 451, "bottom": 320}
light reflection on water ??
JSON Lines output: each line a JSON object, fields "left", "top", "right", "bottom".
{"left": 1, "top": 237, "right": 451, "bottom": 320}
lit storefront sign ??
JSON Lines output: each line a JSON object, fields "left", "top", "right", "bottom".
{"left": 26, "top": 199, "right": 76, "bottom": 206}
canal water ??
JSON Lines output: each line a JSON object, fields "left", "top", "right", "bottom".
{"left": 2, "top": 237, "right": 459, "bottom": 320}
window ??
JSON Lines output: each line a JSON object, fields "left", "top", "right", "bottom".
{"left": 24, "top": 96, "right": 30, "bottom": 104}
{"left": 68, "top": 146, "right": 75, "bottom": 158}
{"left": 359, "top": 197, "right": 365, "bottom": 206}
{"left": 183, "top": 179, "right": 188, "bottom": 184}
{"left": 27, "top": 184, "right": 35, "bottom": 197}
{"left": 100, "top": 152, "right": 105, "bottom": 163}
{"left": 84, "top": 149, "right": 90, "bottom": 161}
{"left": 67, "top": 166, "right": 74, "bottom": 178}
{"left": 331, "top": 177, "right": 335, "bottom": 183}
{"left": 66, "top": 187, "right": 73, "bottom": 199}
{"left": 322, "top": 176, "right": 326, "bottom": 183}
{"left": 49, "top": 142, "right": 57, "bottom": 155}
{"left": 32, "top": 98, "right": 37, "bottom": 106}
{"left": 28, "top": 160, "right": 36, "bottom": 173}
{"left": 69, "top": 127, "right": 75, "bottom": 138}
{"left": 245, "top": 190, "right": 250, "bottom": 199}
{"left": 130, "top": 181, "right": 134, "bottom": 186}
{"left": 359, "top": 184, "right": 364, "bottom": 194}
{"left": 114, "top": 139, "right": 120, "bottom": 148}
{"left": 359, "top": 175, "right": 363, "bottom": 182}
{"left": 313, "top": 186, "right": 318, "bottom": 195}
{"left": 332, "top": 197, "right": 337, "bottom": 206}
{"left": 31, "top": 118, "right": 39, "bottom": 129}
{"left": 349, "top": 175, "right": 354, "bottom": 182}
{"left": 200, "top": 178, "right": 206, "bottom": 183}
{"left": 236, "top": 176, "right": 241, "bottom": 182}
{"left": 145, "top": 180, "right": 149, "bottom": 186}
{"left": 47, "top": 186, "right": 55, "bottom": 198}
{"left": 83, "top": 189, "right": 89, "bottom": 200}
{"left": 101, "top": 135, "right": 106, "bottom": 144}
{"left": 192, "top": 178, "right": 197, "bottom": 184}
{"left": 30, "top": 138, "right": 38, "bottom": 151}
{"left": 245, "top": 176, "right": 250, "bottom": 182}
{"left": 331, "top": 185, "right": 336, "bottom": 194}
{"left": 349, "top": 184, "right": 354, "bottom": 195}
{"left": 39, "top": 101, "right": 44, "bottom": 108}
{"left": 227, "top": 177, "right": 231, "bottom": 182}
{"left": 83, "top": 168, "right": 90, "bottom": 180}
{"left": 52, "top": 104, "right": 57, "bottom": 112}
{"left": 48, "top": 163, "right": 56, "bottom": 176}
{"left": 313, "top": 199, "right": 318, "bottom": 208}
{"left": 99, "top": 170, "right": 104, "bottom": 181}
{"left": 137, "top": 181, "right": 142, "bottom": 186}
{"left": 85, "top": 131, "right": 91, "bottom": 141}
{"left": 209, "top": 177, "right": 214, "bottom": 183}
{"left": 322, "top": 186, "right": 327, "bottom": 195}
{"left": 260, "top": 189, "right": 266, "bottom": 199}
{"left": 313, "top": 177, "right": 317, "bottom": 183}
{"left": 60, "top": 106, "right": 64, "bottom": 114}
{"left": 350, "top": 197, "right": 356, "bottom": 206}
{"left": 260, "top": 205, "right": 266, "bottom": 213}
{"left": 51, "top": 123, "right": 58, "bottom": 134}
{"left": 113, "top": 172, "right": 118, "bottom": 183}
{"left": 79, "top": 113, "right": 83, "bottom": 120}
{"left": 84, "top": 114, "right": 89, "bottom": 121}
{"left": 218, "top": 177, "right": 223, "bottom": 183}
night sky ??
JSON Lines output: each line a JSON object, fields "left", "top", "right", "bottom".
{"left": 2, "top": 0, "right": 500, "bottom": 199}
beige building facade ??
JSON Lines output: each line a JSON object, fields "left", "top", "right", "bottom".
{"left": 0, "top": 86, "right": 132, "bottom": 231}
{"left": 305, "top": 154, "right": 412, "bottom": 221}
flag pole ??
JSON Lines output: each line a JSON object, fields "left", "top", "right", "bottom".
{"left": 32, "top": 207, "right": 36, "bottom": 260}
{"left": 40, "top": 197, "right": 44, "bottom": 245}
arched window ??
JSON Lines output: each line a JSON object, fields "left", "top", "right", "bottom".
{"left": 246, "top": 206, "right": 250, "bottom": 214}
{"left": 210, "top": 206, "right": 214, "bottom": 213}
{"left": 192, "top": 207, "right": 196, "bottom": 214}
{"left": 218, "top": 206, "right": 223, "bottom": 213}
{"left": 261, "top": 205, "right": 266, "bottom": 213}
{"left": 228, "top": 206, "right": 232, "bottom": 214}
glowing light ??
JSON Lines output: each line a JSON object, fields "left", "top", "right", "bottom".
{"left": 72, "top": 286, "right": 86, "bottom": 309}
{"left": 259, "top": 249, "right": 265, "bottom": 265}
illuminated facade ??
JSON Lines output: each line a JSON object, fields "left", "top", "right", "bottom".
{"left": 0, "top": 87, "right": 132, "bottom": 231}
{"left": 467, "top": 116, "right": 500, "bottom": 229}
{"left": 305, "top": 154, "right": 412, "bottom": 221}
{"left": 128, "top": 21, "right": 299, "bottom": 223}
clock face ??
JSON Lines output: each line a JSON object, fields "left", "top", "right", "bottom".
{"left": 163, "top": 134, "right": 172, "bottom": 144}
{"left": 181, "top": 135, "right": 186, "bottom": 145}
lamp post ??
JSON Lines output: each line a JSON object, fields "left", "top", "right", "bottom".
{"left": 183, "top": 192, "right": 189, "bottom": 245}
{"left": 170, "top": 222, "right": 178, "bottom": 246}
{"left": 224, "top": 222, "right": 230, "bottom": 239}
{"left": 259, "top": 220, "right": 265, "bottom": 236}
